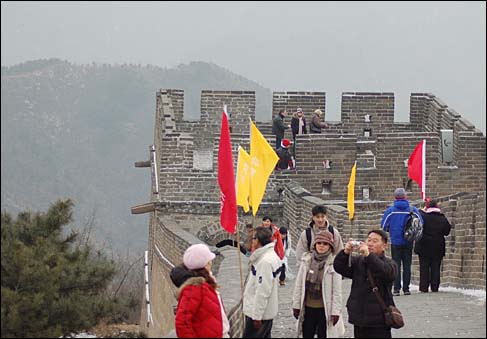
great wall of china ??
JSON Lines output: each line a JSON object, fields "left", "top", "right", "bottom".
{"left": 132, "top": 89, "right": 485, "bottom": 337}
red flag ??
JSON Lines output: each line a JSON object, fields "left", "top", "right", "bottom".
{"left": 218, "top": 105, "right": 237, "bottom": 234}
{"left": 408, "top": 139, "right": 426, "bottom": 201}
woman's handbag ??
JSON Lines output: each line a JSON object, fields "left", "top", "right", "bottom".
{"left": 367, "top": 270, "right": 405, "bottom": 329}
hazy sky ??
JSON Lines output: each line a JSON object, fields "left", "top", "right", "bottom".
{"left": 2, "top": 1, "right": 485, "bottom": 132}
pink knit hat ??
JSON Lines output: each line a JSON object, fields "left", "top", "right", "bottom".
{"left": 183, "top": 244, "right": 216, "bottom": 270}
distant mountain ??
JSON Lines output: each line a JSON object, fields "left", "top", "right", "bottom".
{"left": 1, "top": 59, "right": 272, "bottom": 251}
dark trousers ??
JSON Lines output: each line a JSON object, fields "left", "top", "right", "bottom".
{"left": 391, "top": 243, "right": 413, "bottom": 292}
{"left": 275, "top": 136, "right": 282, "bottom": 150}
{"left": 303, "top": 306, "right": 327, "bottom": 338}
{"left": 279, "top": 263, "right": 286, "bottom": 282}
{"left": 419, "top": 256, "right": 442, "bottom": 292}
{"left": 354, "top": 326, "right": 391, "bottom": 338}
{"left": 243, "top": 316, "right": 273, "bottom": 338}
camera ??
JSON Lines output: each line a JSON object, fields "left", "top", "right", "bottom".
{"left": 350, "top": 240, "right": 361, "bottom": 247}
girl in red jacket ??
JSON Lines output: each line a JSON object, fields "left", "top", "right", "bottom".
{"left": 175, "top": 244, "right": 230, "bottom": 338}
{"left": 261, "top": 216, "right": 285, "bottom": 260}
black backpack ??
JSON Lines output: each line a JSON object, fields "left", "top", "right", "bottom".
{"left": 306, "top": 224, "right": 335, "bottom": 251}
{"left": 403, "top": 205, "right": 423, "bottom": 242}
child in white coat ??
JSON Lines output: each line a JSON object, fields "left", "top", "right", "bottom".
{"left": 279, "top": 227, "right": 292, "bottom": 285}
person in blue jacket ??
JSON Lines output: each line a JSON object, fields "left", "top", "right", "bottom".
{"left": 381, "top": 188, "right": 423, "bottom": 296}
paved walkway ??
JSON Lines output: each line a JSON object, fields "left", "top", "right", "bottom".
{"left": 273, "top": 250, "right": 486, "bottom": 338}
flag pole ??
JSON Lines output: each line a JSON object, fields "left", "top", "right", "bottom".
{"left": 347, "top": 160, "right": 357, "bottom": 267}
{"left": 235, "top": 223, "right": 244, "bottom": 296}
{"left": 348, "top": 218, "right": 354, "bottom": 267}
{"left": 234, "top": 220, "right": 245, "bottom": 333}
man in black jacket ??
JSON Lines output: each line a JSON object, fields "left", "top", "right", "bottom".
{"left": 334, "top": 229, "right": 398, "bottom": 338}
{"left": 272, "top": 109, "right": 290, "bottom": 150}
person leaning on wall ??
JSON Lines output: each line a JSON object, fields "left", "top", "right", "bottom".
{"left": 309, "top": 109, "right": 328, "bottom": 134}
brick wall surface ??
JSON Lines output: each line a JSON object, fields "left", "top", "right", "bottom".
{"left": 272, "top": 91, "right": 326, "bottom": 121}
{"left": 157, "top": 90, "right": 485, "bottom": 203}
{"left": 141, "top": 210, "right": 251, "bottom": 337}
{"left": 283, "top": 183, "right": 486, "bottom": 290}
{"left": 341, "top": 92, "right": 395, "bottom": 138}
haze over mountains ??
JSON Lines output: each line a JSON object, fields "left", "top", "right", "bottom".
{"left": 1, "top": 59, "right": 271, "bottom": 251}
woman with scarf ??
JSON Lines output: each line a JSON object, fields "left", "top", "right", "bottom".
{"left": 292, "top": 231, "right": 345, "bottom": 338}
{"left": 415, "top": 198, "right": 452, "bottom": 292}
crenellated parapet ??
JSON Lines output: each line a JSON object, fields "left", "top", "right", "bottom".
{"left": 153, "top": 89, "right": 485, "bottom": 203}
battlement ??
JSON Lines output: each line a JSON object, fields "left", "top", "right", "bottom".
{"left": 154, "top": 89, "right": 485, "bottom": 203}
{"left": 161, "top": 89, "right": 484, "bottom": 135}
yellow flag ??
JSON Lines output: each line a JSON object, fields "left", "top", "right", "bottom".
{"left": 236, "top": 145, "right": 250, "bottom": 213}
{"left": 250, "top": 120, "right": 279, "bottom": 216}
{"left": 347, "top": 161, "right": 357, "bottom": 220}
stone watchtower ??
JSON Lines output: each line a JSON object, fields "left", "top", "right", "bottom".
{"left": 133, "top": 89, "right": 486, "bottom": 337}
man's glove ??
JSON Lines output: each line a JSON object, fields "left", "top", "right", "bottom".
{"left": 293, "top": 308, "right": 300, "bottom": 319}
{"left": 253, "top": 320, "right": 262, "bottom": 329}
{"left": 331, "top": 315, "right": 340, "bottom": 326}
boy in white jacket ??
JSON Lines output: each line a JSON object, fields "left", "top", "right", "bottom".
{"left": 243, "top": 226, "right": 282, "bottom": 338}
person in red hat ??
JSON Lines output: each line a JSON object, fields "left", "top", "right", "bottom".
{"left": 276, "top": 138, "right": 294, "bottom": 170}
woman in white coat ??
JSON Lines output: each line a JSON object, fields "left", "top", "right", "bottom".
{"left": 292, "top": 231, "right": 345, "bottom": 338}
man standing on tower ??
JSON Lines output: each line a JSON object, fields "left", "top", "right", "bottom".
{"left": 272, "top": 109, "right": 290, "bottom": 150}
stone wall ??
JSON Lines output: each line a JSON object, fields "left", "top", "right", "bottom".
{"left": 140, "top": 209, "right": 250, "bottom": 338}
{"left": 282, "top": 181, "right": 390, "bottom": 250}
{"left": 272, "top": 91, "right": 326, "bottom": 120}
{"left": 293, "top": 133, "right": 357, "bottom": 198}
{"left": 283, "top": 183, "right": 486, "bottom": 290}
{"left": 411, "top": 192, "right": 487, "bottom": 289}
{"left": 341, "top": 92, "right": 396, "bottom": 138}
{"left": 155, "top": 89, "right": 485, "bottom": 203}
{"left": 199, "top": 90, "right": 256, "bottom": 146}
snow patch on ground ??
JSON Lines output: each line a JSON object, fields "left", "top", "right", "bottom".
{"left": 61, "top": 333, "right": 97, "bottom": 338}
{"left": 409, "top": 284, "right": 486, "bottom": 302}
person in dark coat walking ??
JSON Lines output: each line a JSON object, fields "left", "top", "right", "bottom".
{"left": 415, "top": 199, "right": 451, "bottom": 293}
{"left": 334, "top": 229, "right": 398, "bottom": 338}
{"left": 272, "top": 109, "right": 290, "bottom": 149}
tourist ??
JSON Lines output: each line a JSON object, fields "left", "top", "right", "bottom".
{"left": 334, "top": 230, "right": 398, "bottom": 338}
{"left": 175, "top": 244, "right": 229, "bottom": 338}
{"left": 292, "top": 231, "right": 345, "bottom": 338}
{"left": 243, "top": 227, "right": 282, "bottom": 338}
